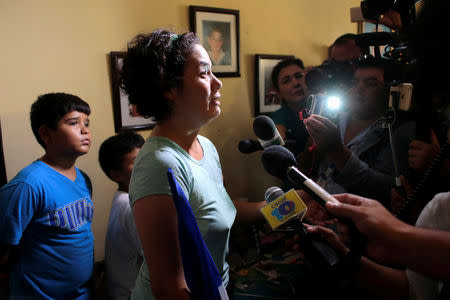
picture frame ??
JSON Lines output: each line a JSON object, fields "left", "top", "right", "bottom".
{"left": 109, "top": 51, "right": 156, "bottom": 132}
{"left": 189, "top": 6, "right": 240, "bottom": 77}
{"left": 254, "top": 54, "right": 294, "bottom": 116}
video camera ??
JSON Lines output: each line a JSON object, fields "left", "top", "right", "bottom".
{"left": 304, "top": 0, "right": 419, "bottom": 118}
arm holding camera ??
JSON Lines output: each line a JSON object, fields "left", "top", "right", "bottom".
{"left": 304, "top": 114, "right": 410, "bottom": 201}
{"left": 303, "top": 115, "right": 351, "bottom": 170}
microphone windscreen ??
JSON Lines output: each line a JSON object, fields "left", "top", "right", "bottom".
{"left": 253, "top": 115, "right": 277, "bottom": 140}
{"left": 261, "top": 145, "right": 298, "bottom": 179}
{"left": 238, "top": 139, "right": 263, "bottom": 154}
{"left": 264, "top": 186, "right": 284, "bottom": 203}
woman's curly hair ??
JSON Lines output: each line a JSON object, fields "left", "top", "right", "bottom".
{"left": 120, "top": 29, "right": 199, "bottom": 123}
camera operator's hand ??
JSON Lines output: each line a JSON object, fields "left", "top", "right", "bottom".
{"left": 304, "top": 115, "right": 352, "bottom": 170}
{"left": 304, "top": 115, "right": 342, "bottom": 153}
{"left": 408, "top": 131, "right": 440, "bottom": 173}
{"left": 379, "top": 8, "right": 402, "bottom": 31}
{"left": 325, "top": 193, "right": 409, "bottom": 264}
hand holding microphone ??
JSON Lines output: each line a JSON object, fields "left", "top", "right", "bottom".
{"left": 261, "top": 186, "right": 341, "bottom": 267}
{"left": 261, "top": 145, "right": 366, "bottom": 255}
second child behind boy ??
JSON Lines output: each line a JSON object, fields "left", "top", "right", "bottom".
{"left": 99, "top": 132, "right": 144, "bottom": 300}
{"left": 0, "top": 93, "right": 94, "bottom": 299}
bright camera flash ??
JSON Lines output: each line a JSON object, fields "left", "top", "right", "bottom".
{"left": 326, "top": 96, "right": 341, "bottom": 110}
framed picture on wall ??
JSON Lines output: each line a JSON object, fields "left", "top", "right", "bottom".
{"left": 254, "top": 54, "right": 294, "bottom": 116}
{"left": 109, "top": 51, "right": 156, "bottom": 132}
{"left": 189, "top": 6, "right": 240, "bottom": 77}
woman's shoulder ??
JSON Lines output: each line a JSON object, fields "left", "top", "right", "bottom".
{"left": 197, "top": 135, "right": 219, "bottom": 155}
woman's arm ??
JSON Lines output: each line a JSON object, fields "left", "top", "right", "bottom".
{"left": 133, "top": 195, "right": 190, "bottom": 300}
{"left": 233, "top": 200, "right": 266, "bottom": 223}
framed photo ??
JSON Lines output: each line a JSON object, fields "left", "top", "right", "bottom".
{"left": 357, "top": 22, "right": 393, "bottom": 57}
{"left": 189, "top": 6, "right": 240, "bottom": 77}
{"left": 109, "top": 51, "right": 156, "bottom": 132}
{"left": 254, "top": 54, "right": 294, "bottom": 116}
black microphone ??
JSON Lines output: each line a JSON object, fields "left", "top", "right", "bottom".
{"left": 238, "top": 138, "right": 264, "bottom": 154}
{"left": 253, "top": 115, "right": 285, "bottom": 148}
{"left": 261, "top": 145, "right": 338, "bottom": 206}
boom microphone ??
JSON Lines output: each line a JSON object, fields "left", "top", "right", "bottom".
{"left": 253, "top": 115, "right": 285, "bottom": 148}
{"left": 238, "top": 139, "right": 264, "bottom": 154}
{"left": 261, "top": 145, "right": 338, "bottom": 206}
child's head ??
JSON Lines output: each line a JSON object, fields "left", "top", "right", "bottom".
{"left": 98, "top": 131, "right": 144, "bottom": 191}
{"left": 30, "top": 93, "right": 91, "bottom": 149}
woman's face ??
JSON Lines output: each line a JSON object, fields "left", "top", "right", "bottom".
{"left": 207, "top": 31, "right": 224, "bottom": 52}
{"left": 276, "top": 64, "right": 307, "bottom": 105}
{"left": 173, "top": 44, "right": 223, "bottom": 128}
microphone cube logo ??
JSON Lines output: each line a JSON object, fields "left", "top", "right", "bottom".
{"left": 260, "top": 189, "right": 307, "bottom": 230}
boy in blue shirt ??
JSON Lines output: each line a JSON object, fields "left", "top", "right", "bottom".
{"left": 0, "top": 93, "right": 94, "bottom": 299}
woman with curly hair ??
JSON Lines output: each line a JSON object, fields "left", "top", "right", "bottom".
{"left": 121, "top": 29, "right": 265, "bottom": 300}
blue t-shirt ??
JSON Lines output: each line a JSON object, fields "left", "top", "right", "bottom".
{"left": 129, "top": 135, "right": 237, "bottom": 300}
{"left": 0, "top": 160, "right": 94, "bottom": 300}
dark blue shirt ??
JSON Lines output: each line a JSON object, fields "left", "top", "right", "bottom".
{"left": 270, "top": 103, "right": 309, "bottom": 156}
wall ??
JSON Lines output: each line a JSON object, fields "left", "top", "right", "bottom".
{"left": 0, "top": 0, "right": 360, "bottom": 261}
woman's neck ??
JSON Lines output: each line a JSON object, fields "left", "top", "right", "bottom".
{"left": 151, "top": 119, "right": 202, "bottom": 159}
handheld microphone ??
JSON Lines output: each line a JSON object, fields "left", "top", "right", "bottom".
{"left": 262, "top": 146, "right": 366, "bottom": 255}
{"left": 253, "top": 115, "right": 285, "bottom": 148}
{"left": 238, "top": 138, "right": 264, "bottom": 154}
{"left": 261, "top": 186, "right": 341, "bottom": 267}
{"left": 261, "top": 145, "right": 338, "bottom": 206}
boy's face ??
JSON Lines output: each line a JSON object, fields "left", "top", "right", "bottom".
{"left": 115, "top": 147, "right": 140, "bottom": 187}
{"left": 44, "top": 111, "right": 91, "bottom": 157}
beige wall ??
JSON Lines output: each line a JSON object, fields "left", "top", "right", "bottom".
{"left": 0, "top": 0, "right": 360, "bottom": 261}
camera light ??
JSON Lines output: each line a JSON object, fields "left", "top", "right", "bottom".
{"left": 326, "top": 96, "right": 341, "bottom": 111}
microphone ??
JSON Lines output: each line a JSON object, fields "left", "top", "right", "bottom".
{"left": 253, "top": 115, "right": 285, "bottom": 148}
{"left": 262, "top": 146, "right": 366, "bottom": 256}
{"left": 238, "top": 138, "right": 263, "bottom": 154}
{"left": 260, "top": 186, "right": 341, "bottom": 267}
{"left": 261, "top": 145, "right": 338, "bottom": 206}
{"left": 264, "top": 186, "right": 285, "bottom": 203}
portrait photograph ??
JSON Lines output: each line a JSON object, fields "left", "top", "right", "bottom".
{"left": 190, "top": 6, "right": 240, "bottom": 77}
{"left": 254, "top": 54, "right": 294, "bottom": 116}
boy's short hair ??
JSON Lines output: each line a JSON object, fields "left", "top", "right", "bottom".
{"left": 98, "top": 131, "right": 144, "bottom": 180}
{"left": 30, "top": 93, "right": 91, "bottom": 148}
